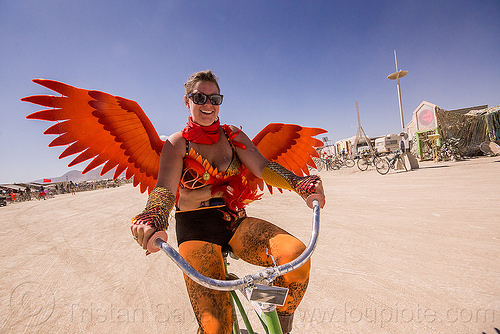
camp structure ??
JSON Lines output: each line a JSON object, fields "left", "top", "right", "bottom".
{"left": 406, "top": 101, "right": 500, "bottom": 160}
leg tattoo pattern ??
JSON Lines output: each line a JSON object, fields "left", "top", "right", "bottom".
{"left": 229, "top": 218, "right": 311, "bottom": 315}
{"left": 179, "top": 241, "right": 233, "bottom": 334}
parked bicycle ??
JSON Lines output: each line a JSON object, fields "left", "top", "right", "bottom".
{"left": 312, "top": 156, "right": 354, "bottom": 171}
{"left": 356, "top": 151, "right": 383, "bottom": 171}
{"left": 331, "top": 156, "right": 355, "bottom": 169}
{"left": 375, "top": 149, "right": 407, "bottom": 175}
{"left": 312, "top": 157, "right": 335, "bottom": 171}
{"left": 147, "top": 195, "right": 323, "bottom": 334}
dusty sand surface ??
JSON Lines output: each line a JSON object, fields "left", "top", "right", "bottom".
{"left": 1, "top": 156, "right": 499, "bottom": 333}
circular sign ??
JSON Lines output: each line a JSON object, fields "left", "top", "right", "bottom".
{"left": 419, "top": 109, "right": 434, "bottom": 126}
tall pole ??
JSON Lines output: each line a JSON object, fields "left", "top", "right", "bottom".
{"left": 394, "top": 51, "right": 404, "bottom": 129}
{"left": 387, "top": 52, "right": 419, "bottom": 170}
{"left": 388, "top": 50, "right": 408, "bottom": 131}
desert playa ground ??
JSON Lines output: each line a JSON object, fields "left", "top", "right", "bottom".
{"left": 1, "top": 156, "right": 499, "bottom": 334}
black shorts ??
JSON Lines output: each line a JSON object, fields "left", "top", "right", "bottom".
{"left": 175, "top": 203, "right": 246, "bottom": 251}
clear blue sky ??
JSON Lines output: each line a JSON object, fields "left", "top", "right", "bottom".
{"left": 1, "top": 0, "right": 499, "bottom": 183}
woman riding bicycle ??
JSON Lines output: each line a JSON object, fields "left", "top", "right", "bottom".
{"left": 130, "top": 70, "right": 325, "bottom": 334}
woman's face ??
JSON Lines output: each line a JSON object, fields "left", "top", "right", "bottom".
{"left": 184, "top": 81, "right": 220, "bottom": 126}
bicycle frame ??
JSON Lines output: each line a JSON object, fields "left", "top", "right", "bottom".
{"left": 357, "top": 152, "right": 380, "bottom": 171}
{"left": 375, "top": 150, "right": 407, "bottom": 175}
{"left": 387, "top": 151, "right": 405, "bottom": 169}
{"left": 148, "top": 196, "right": 322, "bottom": 334}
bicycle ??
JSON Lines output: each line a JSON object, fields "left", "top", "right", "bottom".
{"left": 356, "top": 152, "right": 383, "bottom": 171}
{"left": 331, "top": 156, "right": 355, "bottom": 169}
{"left": 146, "top": 195, "right": 323, "bottom": 334}
{"left": 375, "top": 149, "right": 408, "bottom": 175}
{"left": 312, "top": 157, "right": 336, "bottom": 171}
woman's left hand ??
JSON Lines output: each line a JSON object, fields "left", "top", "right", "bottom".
{"left": 304, "top": 178, "right": 325, "bottom": 208}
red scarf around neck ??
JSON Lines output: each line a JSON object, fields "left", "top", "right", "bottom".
{"left": 182, "top": 117, "right": 221, "bottom": 144}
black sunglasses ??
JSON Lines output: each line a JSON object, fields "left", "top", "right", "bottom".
{"left": 187, "top": 92, "right": 223, "bottom": 106}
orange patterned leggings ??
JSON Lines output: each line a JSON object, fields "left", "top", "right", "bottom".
{"left": 178, "top": 217, "right": 310, "bottom": 334}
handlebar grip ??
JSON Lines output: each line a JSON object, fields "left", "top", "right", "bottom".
{"left": 306, "top": 194, "right": 325, "bottom": 209}
{"left": 146, "top": 230, "right": 168, "bottom": 253}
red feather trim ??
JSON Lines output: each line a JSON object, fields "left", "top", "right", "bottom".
{"left": 222, "top": 125, "right": 246, "bottom": 149}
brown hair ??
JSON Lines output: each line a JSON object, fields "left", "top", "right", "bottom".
{"left": 184, "top": 70, "right": 220, "bottom": 95}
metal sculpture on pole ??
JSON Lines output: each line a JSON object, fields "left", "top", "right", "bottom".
{"left": 387, "top": 50, "right": 408, "bottom": 130}
{"left": 387, "top": 50, "right": 419, "bottom": 169}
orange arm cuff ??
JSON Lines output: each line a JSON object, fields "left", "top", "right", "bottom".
{"left": 262, "top": 161, "right": 320, "bottom": 197}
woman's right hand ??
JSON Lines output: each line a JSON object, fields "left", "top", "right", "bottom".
{"left": 130, "top": 220, "right": 157, "bottom": 251}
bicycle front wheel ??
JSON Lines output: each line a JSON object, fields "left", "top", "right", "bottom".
{"left": 375, "top": 157, "right": 390, "bottom": 175}
{"left": 344, "top": 159, "right": 355, "bottom": 168}
{"left": 357, "top": 158, "right": 368, "bottom": 171}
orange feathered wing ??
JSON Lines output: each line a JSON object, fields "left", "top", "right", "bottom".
{"left": 23, "top": 79, "right": 326, "bottom": 197}
{"left": 22, "top": 79, "right": 164, "bottom": 194}
{"left": 249, "top": 123, "right": 326, "bottom": 193}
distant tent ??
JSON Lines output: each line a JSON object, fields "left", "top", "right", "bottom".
{"left": 437, "top": 105, "right": 500, "bottom": 156}
{"left": 407, "top": 102, "right": 500, "bottom": 159}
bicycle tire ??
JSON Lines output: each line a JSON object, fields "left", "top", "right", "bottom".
{"left": 373, "top": 156, "right": 383, "bottom": 167}
{"left": 344, "top": 159, "right": 355, "bottom": 168}
{"left": 375, "top": 157, "right": 390, "bottom": 175}
{"left": 357, "top": 158, "right": 369, "bottom": 171}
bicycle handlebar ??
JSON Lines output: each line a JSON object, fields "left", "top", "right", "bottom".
{"left": 147, "top": 197, "right": 321, "bottom": 292}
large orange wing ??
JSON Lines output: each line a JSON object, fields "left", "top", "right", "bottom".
{"left": 22, "top": 79, "right": 164, "bottom": 193}
{"left": 251, "top": 123, "right": 327, "bottom": 192}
